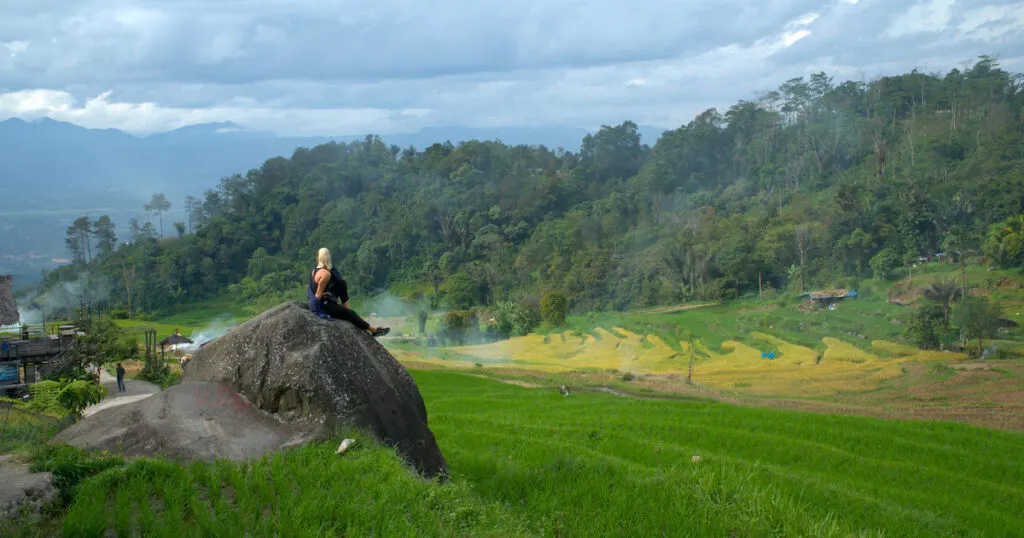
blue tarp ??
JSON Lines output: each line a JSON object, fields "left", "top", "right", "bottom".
{"left": 0, "top": 362, "right": 19, "bottom": 384}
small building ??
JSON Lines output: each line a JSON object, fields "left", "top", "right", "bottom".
{"left": 0, "top": 275, "right": 79, "bottom": 394}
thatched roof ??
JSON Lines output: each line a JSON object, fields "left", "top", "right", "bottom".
{"left": 159, "top": 333, "right": 194, "bottom": 346}
{"left": 0, "top": 279, "right": 17, "bottom": 327}
{"left": 0, "top": 275, "right": 18, "bottom": 326}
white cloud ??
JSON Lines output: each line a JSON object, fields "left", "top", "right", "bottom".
{"left": 0, "top": 6, "right": 845, "bottom": 135}
{"left": 956, "top": 3, "right": 1024, "bottom": 43}
{"left": 885, "top": 0, "right": 956, "bottom": 39}
{"left": 783, "top": 30, "right": 813, "bottom": 47}
{"left": 0, "top": 0, "right": 1021, "bottom": 136}
{"left": 793, "top": 12, "right": 821, "bottom": 26}
{"left": 0, "top": 89, "right": 431, "bottom": 135}
{"left": 3, "top": 40, "right": 29, "bottom": 57}
{"left": 0, "top": 89, "right": 75, "bottom": 115}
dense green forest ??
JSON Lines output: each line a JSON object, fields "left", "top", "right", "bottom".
{"left": 34, "top": 57, "right": 1024, "bottom": 317}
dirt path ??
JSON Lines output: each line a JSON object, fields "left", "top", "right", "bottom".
{"left": 82, "top": 370, "right": 161, "bottom": 418}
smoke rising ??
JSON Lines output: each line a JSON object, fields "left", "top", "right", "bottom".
{"left": 363, "top": 291, "right": 428, "bottom": 319}
{"left": 179, "top": 314, "right": 239, "bottom": 353}
{"left": 2, "top": 271, "right": 113, "bottom": 328}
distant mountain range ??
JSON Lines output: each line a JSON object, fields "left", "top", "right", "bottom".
{"left": 0, "top": 117, "right": 666, "bottom": 283}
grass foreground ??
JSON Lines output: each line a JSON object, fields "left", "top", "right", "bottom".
{"left": 10, "top": 370, "right": 1023, "bottom": 537}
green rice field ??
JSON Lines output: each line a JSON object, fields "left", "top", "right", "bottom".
{"left": 40, "top": 370, "right": 1024, "bottom": 537}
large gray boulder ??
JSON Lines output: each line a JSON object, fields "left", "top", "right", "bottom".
{"left": 183, "top": 302, "right": 448, "bottom": 479}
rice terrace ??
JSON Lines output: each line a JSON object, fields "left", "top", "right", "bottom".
{"left": 5, "top": 261, "right": 1020, "bottom": 536}
{"left": 3, "top": 39, "right": 1024, "bottom": 536}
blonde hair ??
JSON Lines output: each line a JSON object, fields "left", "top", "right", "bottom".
{"left": 316, "top": 248, "right": 333, "bottom": 269}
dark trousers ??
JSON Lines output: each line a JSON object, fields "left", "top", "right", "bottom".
{"left": 321, "top": 300, "right": 371, "bottom": 331}
{"left": 117, "top": 378, "right": 126, "bottom": 392}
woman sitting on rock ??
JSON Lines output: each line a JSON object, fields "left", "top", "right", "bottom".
{"left": 308, "top": 247, "right": 390, "bottom": 337}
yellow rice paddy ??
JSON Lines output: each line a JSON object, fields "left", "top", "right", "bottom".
{"left": 394, "top": 330, "right": 970, "bottom": 397}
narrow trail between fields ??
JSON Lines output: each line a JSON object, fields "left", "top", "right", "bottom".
{"left": 82, "top": 370, "right": 161, "bottom": 418}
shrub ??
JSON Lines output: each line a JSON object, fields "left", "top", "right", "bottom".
{"left": 441, "top": 310, "right": 479, "bottom": 345}
{"left": 107, "top": 308, "right": 128, "bottom": 320}
{"left": 870, "top": 248, "right": 899, "bottom": 280}
{"left": 954, "top": 295, "right": 1003, "bottom": 356}
{"left": 445, "top": 273, "right": 479, "bottom": 310}
{"left": 492, "top": 301, "right": 538, "bottom": 338}
{"left": 418, "top": 310, "right": 429, "bottom": 335}
{"left": 541, "top": 292, "right": 568, "bottom": 327}
{"left": 56, "top": 380, "right": 106, "bottom": 418}
{"left": 23, "top": 378, "right": 104, "bottom": 417}
{"left": 518, "top": 295, "right": 542, "bottom": 323}
{"left": 905, "top": 304, "right": 945, "bottom": 350}
{"left": 24, "top": 381, "right": 66, "bottom": 415}
{"left": 30, "top": 445, "right": 125, "bottom": 505}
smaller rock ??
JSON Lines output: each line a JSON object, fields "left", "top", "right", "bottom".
{"left": 336, "top": 438, "right": 357, "bottom": 455}
{"left": 0, "top": 455, "right": 57, "bottom": 522}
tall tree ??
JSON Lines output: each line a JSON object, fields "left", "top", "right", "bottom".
{"left": 65, "top": 217, "right": 93, "bottom": 264}
{"left": 129, "top": 217, "right": 143, "bottom": 243}
{"left": 145, "top": 193, "right": 172, "bottom": 238}
{"left": 184, "top": 195, "right": 202, "bottom": 233}
{"left": 579, "top": 121, "right": 647, "bottom": 183}
{"left": 92, "top": 215, "right": 117, "bottom": 259}
{"left": 923, "top": 279, "right": 960, "bottom": 331}
{"left": 794, "top": 224, "right": 816, "bottom": 293}
{"left": 121, "top": 263, "right": 136, "bottom": 320}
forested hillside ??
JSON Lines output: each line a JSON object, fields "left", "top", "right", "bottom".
{"left": 34, "top": 57, "right": 1024, "bottom": 317}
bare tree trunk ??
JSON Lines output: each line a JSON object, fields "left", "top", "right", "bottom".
{"left": 961, "top": 257, "right": 967, "bottom": 307}
{"left": 795, "top": 224, "right": 811, "bottom": 293}
{"left": 908, "top": 127, "right": 915, "bottom": 168}
{"left": 123, "top": 266, "right": 136, "bottom": 320}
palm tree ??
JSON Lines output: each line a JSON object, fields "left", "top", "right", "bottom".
{"left": 923, "top": 278, "right": 961, "bottom": 331}
{"left": 144, "top": 193, "right": 172, "bottom": 238}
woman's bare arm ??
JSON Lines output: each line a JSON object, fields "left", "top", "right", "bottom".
{"left": 314, "top": 269, "right": 330, "bottom": 299}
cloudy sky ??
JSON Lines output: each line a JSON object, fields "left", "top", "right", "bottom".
{"left": 1, "top": 0, "right": 1023, "bottom": 136}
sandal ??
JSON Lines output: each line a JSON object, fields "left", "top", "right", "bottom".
{"left": 371, "top": 327, "right": 391, "bottom": 337}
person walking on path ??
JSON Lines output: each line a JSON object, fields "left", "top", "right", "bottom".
{"left": 116, "top": 363, "right": 126, "bottom": 392}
